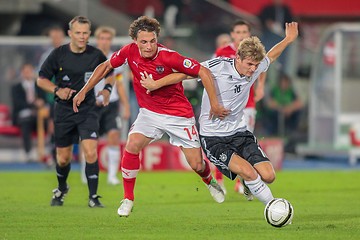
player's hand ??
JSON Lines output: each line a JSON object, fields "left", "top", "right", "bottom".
{"left": 284, "top": 22, "right": 298, "bottom": 43}
{"left": 56, "top": 87, "right": 77, "bottom": 101}
{"left": 72, "top": 91, "right": 86, "bottom": 112}
{"left": 209, "top": 104, "right": 231, "bottom": 120}
{"left": 140, "top": 71, "right": 158, "bottom": 93}
{"left": 97, "top": 90, "right": 110, "bottom": 107}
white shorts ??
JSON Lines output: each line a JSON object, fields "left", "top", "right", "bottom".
{"left": 129, "top": 108, "right": 201, "bottom": 148}
{"left": 243, "top": 107, "right": 257, "bottom": 133}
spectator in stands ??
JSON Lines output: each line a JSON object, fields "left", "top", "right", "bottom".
{"left": 259, "top": 0, "right": 293, "bottom": 35}
{"left": 259, "top": 0, "right": 294, "bottom": 68}
{"left": 265, "top": 72, "right": 303, "bottom": 136}
{"left": 11, "top": 63, "right": 47, "bottom": 162}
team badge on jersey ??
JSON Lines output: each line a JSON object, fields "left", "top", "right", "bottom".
{"left": 219, "top": 153, "right": 227, "bottom": 162}
{"left": 156, "top": 65, "right": 165, "bottom": 74}
{"left": 183, "top": 59, "right": 193, "bottom": 68}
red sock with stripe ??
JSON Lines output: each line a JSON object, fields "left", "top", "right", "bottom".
{"left": 197, "top": 160, "right": 212, "bottom": 185}
{"left": 121, "top": 150, "right": 140, "bottom": 201}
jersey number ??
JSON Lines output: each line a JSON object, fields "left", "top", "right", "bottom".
{"left": 184, "top": 125, "right": 198, "bottom": 140}
{"left": 234, "top": 84, "right": 241, "bottom": 93}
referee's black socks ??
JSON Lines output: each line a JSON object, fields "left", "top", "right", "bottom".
{"left": 85, "top": 160, "right": 99, "bottom": 198}
{"left": 56, "top": 163, "right": 71, "bottom": 192}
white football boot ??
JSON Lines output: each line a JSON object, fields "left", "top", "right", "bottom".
{"left": 117, "top": 199, "right": 134, "bottom": 217}
{"left": 207, "top": 179, "right": 225, "bottom": 203}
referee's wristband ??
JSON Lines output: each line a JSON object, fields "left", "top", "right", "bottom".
{"left": 103, "top": 83, "right": 113, "bottom": 93}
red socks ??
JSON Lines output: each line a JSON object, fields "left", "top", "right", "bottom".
{"left": 121, "top": 150, "right": 140, "bottom": 201}
{"left": 197, "top": 160, "right": 212, "bottom": 185}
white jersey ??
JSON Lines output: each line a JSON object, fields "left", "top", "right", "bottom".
{"left": 199, "top": 56, "right": 270, "bottom": 137}
{"left": 94, "top": 52, "right": 126, "bottom": 103}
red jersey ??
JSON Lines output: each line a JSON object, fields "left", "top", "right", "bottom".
{"left": 215, "top": 43, "right": 255, "bottom": 109}
{"left": 110, "top": 43, "right": 200, "bottom": 118}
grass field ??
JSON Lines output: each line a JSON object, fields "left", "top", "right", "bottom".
{"left": 1, "top": 170, "right": 360, "bottom": 240}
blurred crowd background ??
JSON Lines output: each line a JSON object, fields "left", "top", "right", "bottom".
{"left": 0, "top": 0, "right": 359, "bottom": 165}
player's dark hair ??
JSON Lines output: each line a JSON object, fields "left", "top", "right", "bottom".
{"left": 128, "top": 16, "right": 161, "bottom": 40}
{"left": 232, "top": 19, "right": 251, "bottom": 32}
{"left": 68, "top": 16, "right": 91, "bottom": 30}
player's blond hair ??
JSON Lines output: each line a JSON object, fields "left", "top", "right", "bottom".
{"left": 95, "top": 26, "right": 116, "bottom": 38}
{"left": 237, "top": 36, "right": 266, "bottom": 62}
{"left": 128, "top": 16, "right": 161, "bottom": 40}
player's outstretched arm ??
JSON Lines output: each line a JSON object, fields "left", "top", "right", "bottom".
{"left": 73, "top": 60, "right": 113, "bottom": 112}
{"left": 140, "top": 71, "right": 188, "bottom": 92}
{"left": 267, "top": 22, "right": 298, "bottom": 63}
{"left": 198, "top": 66, "right": 230, "bottom": 120}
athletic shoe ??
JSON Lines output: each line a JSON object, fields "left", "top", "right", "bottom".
{"left": 117, "top": 199, "right": 134, "bottom": 217}
{"left": 107, "top": 177, "right": 121, "bottom": 185}
{"left": 234, "top": 179, "right": 244, "bottom": 194}
{"left": 218, "top": 180, "right": 227, "bottom": 195}
{"left": 50, "top": 186, "right": 69, "bottom": 206}
{"left": 207, "top": 179, "right": 225, "bottom": 203}
{"left": 241, "top": 179, "right": 254, "bottom": 201}
{"left": 88, "top": 195, "right": 104, "bottom": 208}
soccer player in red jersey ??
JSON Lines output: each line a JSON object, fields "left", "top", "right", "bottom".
{"left": 214, "top": 20, "right": 266, "bottom": 198}
{"left": 73, "top": 16, "right": 230, "bottom": 217}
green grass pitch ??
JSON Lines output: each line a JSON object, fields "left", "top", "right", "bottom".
{"left": 1, "top": 170, "right": 360, "bottom": 239}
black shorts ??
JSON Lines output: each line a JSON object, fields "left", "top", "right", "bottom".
{"left": 200, "top": 131, "right": 269, "bottom": 180}
{"left": 54, "top": 102, "right": 99, "bottom": 147}
{"left": 96, "top": 101, "right": 120, "bottom": 136}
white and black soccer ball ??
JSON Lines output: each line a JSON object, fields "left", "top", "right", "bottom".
{"left": 264, "top": 198, "right": 294, "bottom": 228}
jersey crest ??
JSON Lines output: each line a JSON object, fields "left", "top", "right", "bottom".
{"left": 156, "top": 65, "right": 165, "bottom": 74}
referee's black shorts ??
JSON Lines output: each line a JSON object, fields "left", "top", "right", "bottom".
{"left": 200, "top": 131, "right": 269, "bottom": 180}
{"left": 54, "top": 102, "right": 99, "bottom": 147}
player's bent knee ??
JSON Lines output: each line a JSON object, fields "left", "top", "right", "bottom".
{"left": 187, "top": 159, "right": 203, "bottom": 172}
{"left": 261, "top": 173, "right": 276, "bottom": 184}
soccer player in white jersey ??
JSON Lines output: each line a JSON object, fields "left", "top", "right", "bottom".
{"left": 140, "top": 22, "right": 298, "bottom": 206}
{"left": 73, "top": 16, "right": 230, "bottom": 217}
{"left": 214, "top": 19, "right": 267, "bottom": 196}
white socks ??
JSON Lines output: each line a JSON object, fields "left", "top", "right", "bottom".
{"left": 107, "top": 146, "right": 121, "bottom": 184}
{"left": 244, "top": 175, "right": 274, "bottom": 205}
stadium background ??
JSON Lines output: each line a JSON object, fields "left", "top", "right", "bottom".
{"left": 0, "top": 0, "right": 359, "bottom": 170}
{"left": 1, "top": 1, "right": 360, "bottom": 239}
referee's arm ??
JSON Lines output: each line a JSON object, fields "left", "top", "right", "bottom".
{"left": 37, "top": 77, "right": 76, "bottom": 101}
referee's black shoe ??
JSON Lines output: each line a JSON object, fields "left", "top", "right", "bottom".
{"left": 88, "top": 195, "right": 104, "bottom": 208}
{"left": 50, "top": 186, "right": 69, "bottom": 206}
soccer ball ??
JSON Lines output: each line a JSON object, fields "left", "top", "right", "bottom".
{"left": 264, "top": 198, "right": 294, "bottom": 227}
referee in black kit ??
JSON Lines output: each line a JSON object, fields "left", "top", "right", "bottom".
{"left": 37, "top": 16, "right": 113, "bottom": 208}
